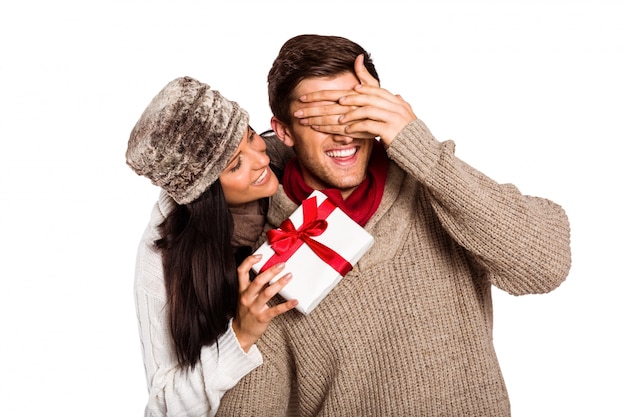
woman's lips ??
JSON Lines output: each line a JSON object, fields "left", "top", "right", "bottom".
{"left": 252, "top": 167, "right": 269, "bottom": 185}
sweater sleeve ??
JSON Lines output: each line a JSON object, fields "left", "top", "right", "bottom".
{"left": 215, "top": 324, "right": 293, "bottom": 417}
{"left": 134, "top": 197, "right": 263, "bottom": 417}
{"left": 387, "top": 119, "right": 571, "bottom": 295}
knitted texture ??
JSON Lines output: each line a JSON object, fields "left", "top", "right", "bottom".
{"left": 134, "top": 191, "right": 263, "bottom": 417}
{"left": 126, "top": 76, "right": 249, "bottom": 204}
{"left": 216, "top": 118, "right": 571, "bottom": 417}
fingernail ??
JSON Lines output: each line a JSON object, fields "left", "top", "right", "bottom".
{"left": 283, "top": 272, "right": 293, "bottom": 281}
{"left": 294, "top": 110, "right": 303, "bottom": 117}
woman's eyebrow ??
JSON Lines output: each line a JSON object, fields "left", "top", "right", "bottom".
{"left": 226, "top": 148, "right": 241, "bottom": 166}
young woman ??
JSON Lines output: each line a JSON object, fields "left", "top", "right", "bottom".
{"left": 126, "top": 76, "right": 297, "bottom": 417}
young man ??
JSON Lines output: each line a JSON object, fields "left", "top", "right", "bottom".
{"left": 216, "top": 34, "right": 571, "bottom": 416}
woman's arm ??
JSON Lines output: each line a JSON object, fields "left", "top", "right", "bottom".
{"left": 134, "top": 233, "right": 263, "bottom": 417}
{"left": 133, "top": 193, "right": 298, "bottom": 416}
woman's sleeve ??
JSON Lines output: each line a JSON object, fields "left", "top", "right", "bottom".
{"left": 133, "top": 223, "right": 263, "bottom": 417}
{"left": 215, "top": 324, "right": 293, "bottom": 417}
{"left": 387, "top": 119, "right": 572, "bottom": 295}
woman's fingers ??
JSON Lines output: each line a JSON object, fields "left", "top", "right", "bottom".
{"left": 240, "top": 261, "right": 285, "bottom": 303}
{"left": 264, "top": 297, "right": 299, "bottom": 320}
{"left": 234, "top": 258, "right": 298, "bottom": 350}
{"left": 237, "top": 254, "right": 262, "bottom": 292}
{"left": 239, "top": 260, "right": 299, "bottom": 314}
{"left": 253, "top": 272, "right": 299, "bottom": 320}
{"left": 256, "top": 272, "right": 293, "bottom": 306}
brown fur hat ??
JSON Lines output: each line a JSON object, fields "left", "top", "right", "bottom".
{"left": 126, "top": 76, "right": 249, "bottom": 204}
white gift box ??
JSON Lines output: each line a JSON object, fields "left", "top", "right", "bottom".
{"left": 252, "top": 190, "right": 374, "bottom": 314}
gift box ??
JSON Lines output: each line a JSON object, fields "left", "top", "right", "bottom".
{"left": 252, "top": 190, "right": 374, "bottom": 314}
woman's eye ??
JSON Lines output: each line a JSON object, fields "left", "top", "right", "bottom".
{"left": 230, "top": 157, "right": 242, "bottom": 172}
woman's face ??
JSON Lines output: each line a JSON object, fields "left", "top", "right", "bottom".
{"left": 219, "top": 127, "right": 279, "bottom": 207}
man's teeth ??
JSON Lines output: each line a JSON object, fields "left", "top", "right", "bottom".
{"left": 326, "top": 148, "right": 357, "bottom": 158}
{"left": 253, "top": 168, "right": 267, "bottom": 185}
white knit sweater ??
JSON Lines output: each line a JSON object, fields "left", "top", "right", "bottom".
{"left": 133, "top": 191, "right": 263, "bottom": 417}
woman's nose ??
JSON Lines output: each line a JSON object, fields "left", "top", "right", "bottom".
{"left": 249, "top": 134, "right": 270, "bottom": 167}
{"left": 251, "top": 147, "right": 270, "bottom": 168}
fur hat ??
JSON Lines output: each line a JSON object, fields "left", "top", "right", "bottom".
{"left": 126, "top": 76, "right": 249, "bottom": 205}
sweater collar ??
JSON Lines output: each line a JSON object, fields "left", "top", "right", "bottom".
{"left": 230, "top": 199, "right": 268, "bottom": 248}
{"left": 266, "top": 161, "right": 411, "bottom": 271}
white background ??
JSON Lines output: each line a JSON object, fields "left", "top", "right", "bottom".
{"left": 1, "top": 1, "right": 624, "bottom": 416}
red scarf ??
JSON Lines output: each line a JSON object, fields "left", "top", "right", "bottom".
{"left": 283, "top": 140, "right": 387, "bottom": 227}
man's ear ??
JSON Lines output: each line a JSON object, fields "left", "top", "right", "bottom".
{"left": 271, "top": 116, "right": 295, "bottom": 147}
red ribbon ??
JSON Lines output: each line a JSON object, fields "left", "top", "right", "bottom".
{"left": 259, "top": 196, "right": 353, "bottom": 277}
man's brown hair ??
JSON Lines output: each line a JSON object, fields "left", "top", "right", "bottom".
{"left": 267, "top": 34, "right": 380, "bottom": 124}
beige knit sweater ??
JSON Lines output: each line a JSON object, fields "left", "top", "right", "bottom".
{"left": 216, "top": 119, "right": 571, "bottom": 416}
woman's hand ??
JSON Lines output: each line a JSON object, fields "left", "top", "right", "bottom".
{"left": 232, "top": 254, "right": 298, "bottom": 352}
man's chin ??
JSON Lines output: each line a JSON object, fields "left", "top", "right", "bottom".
{"left": 326, "top": 174, "right": 367, "bottom": 192}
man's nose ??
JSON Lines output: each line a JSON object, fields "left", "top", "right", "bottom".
{"left": 332, "top": 135, "right": 354, "bottom": 144}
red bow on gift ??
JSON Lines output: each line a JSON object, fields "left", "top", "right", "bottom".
{"left": 259, "top": 196, "right": 353, "bottom": 276}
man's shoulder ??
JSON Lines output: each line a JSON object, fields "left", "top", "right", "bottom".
{"left": 267, "top": 186, "right": 298, "bottom": 227}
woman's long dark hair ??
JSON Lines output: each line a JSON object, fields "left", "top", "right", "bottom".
{"left": 155, "top": 180, "right": 239, "bottom": 369}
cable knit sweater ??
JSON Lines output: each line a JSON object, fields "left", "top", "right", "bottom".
{"left": 216, "top": 118, "right": 572, "bottom": 417}
{"left": 134, "top": 191, "right": 263, "bottom": 417}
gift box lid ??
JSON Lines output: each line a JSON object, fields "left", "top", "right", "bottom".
{"left": 252, "top": 190, "right": 374, "bottom": 314}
